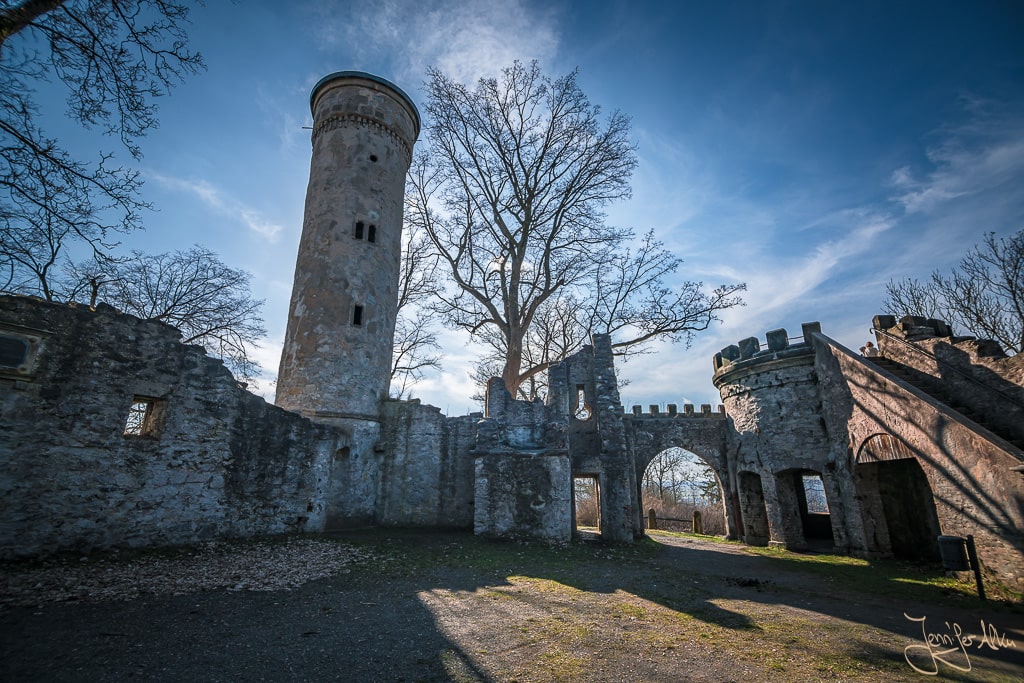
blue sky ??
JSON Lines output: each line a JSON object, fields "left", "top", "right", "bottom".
{"left": 37, "top": 1, "right": 1024, "bottom": 415}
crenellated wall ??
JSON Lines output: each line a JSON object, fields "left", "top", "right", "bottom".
{"left": 713, "top": 318, "right": 1024, "bottom": 588}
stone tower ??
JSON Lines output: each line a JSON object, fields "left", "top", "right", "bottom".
{"left": 276, "top": 72, "right": 420, "bottom": 423}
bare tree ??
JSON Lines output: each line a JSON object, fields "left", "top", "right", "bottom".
{"left": 68, "top": 246, "right": 266, "bottom": 380}
{"left": 0, "top": 0, "right": 203, "bottom": 296}
{"left": 885, "top": 229, "right": 1023, "bottom": 353}
{"left": 390, "top": 215, "right": 443, "bottom": 398}
{"left": 409, "top": 61, "right": 745, "bottom": 399}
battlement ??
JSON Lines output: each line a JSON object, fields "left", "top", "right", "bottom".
{"left": 713, "top": 322, "right": 821, "bottom": 375}
{"left": 625, "top": 403, "right": 727, "bottom": 418}
{"left": 872, "top": 314, "right": 953, "bottom": 341}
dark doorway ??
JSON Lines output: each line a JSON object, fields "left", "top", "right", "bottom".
{"left": 859, "top": 458, "right": 941, "bottom": 560}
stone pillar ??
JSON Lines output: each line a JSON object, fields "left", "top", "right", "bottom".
{"left": 276, "top": 71, "right": 420, "bottom": 424}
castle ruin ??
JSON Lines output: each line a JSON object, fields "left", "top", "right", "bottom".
{"left": 2, "top": 72, "right": 1022, "bottom": 590}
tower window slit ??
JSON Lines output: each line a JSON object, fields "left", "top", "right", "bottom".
{"left": 354, "top": 221, "right": 364, "bottom": 239}
{"left": 352, "top": 305, "right": 363, "bottom": 326}
{"left": 368, "top": 225, "right": 377, "bottom": 243}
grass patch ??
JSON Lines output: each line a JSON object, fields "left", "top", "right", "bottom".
{"left": 740, "top": 544, "right": 1023, "bottom": 609}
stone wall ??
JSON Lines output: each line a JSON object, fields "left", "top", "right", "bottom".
{"left": 814, "top": 330, "right": 1024, "bottom": 587}
{"left": 873, "top": 315, "right": 1024, "bottom": 446}
{"left": 0, "top": 296, "right": 346, "bottom": 558}
{"left": 378, "top": 400, "right": 478, "bottom": 528}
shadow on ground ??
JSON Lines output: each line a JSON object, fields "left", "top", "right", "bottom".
{"left": 1, "top": 529, "right": 1022, "bottom": 682}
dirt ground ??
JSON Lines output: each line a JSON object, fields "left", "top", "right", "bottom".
{"left": 1, "top": 530, "right": 1022, "bottom": 682}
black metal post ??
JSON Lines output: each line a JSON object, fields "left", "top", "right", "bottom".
{"left": 965, "top": 535, "right": 986, "bottom": 601}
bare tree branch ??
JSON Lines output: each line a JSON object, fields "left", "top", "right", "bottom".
{"left": 1, "top": 0, "right": 203, "bottom": 297}
{"left": 884, "top": 229, "right": 1024, "bottom": 353}
{"left": 411, "top": 61, "right": 745, "bottom": 400}
{"left": 66, "top": 246, "right": 266, "bottom": 380}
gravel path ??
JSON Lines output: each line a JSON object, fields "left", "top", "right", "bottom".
{"left": 2, "top": 531, "right": 1022, "bottom": 682}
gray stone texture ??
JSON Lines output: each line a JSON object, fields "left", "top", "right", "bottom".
{"left": 276, "top": 73, "right": 419, "bottom": 423}
{"left": 707, "top": 321, "right": 1023, "bottom": 588}
{"left": 0, "top": 296, "right": 344, "bottom": 558}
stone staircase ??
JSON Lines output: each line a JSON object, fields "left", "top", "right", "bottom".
{"left": 867, "top": 356, "right": 1024, "bottom": 452}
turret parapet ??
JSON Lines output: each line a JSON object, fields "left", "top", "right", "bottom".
{"left": 628, "top": 403, "right": 727, "bottom": 418}
{"left": 872, "top": 314, "right": 953, "bottom": 341}
{"left": 713, "top": 323, "right": 821, "bottom": 374}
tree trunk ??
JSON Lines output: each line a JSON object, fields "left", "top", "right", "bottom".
{"left": 0, "top": 0, "right": 65, "bottom": 49}
{"left": 503, "top": 331, "right": 524, "bottom": 398}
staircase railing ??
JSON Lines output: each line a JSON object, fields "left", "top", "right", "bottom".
{"left": 870, "top": 327, "right": 1024, "bottom": 413}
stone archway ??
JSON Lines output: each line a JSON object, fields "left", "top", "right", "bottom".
{"left": 640, "top": 447, "right": 727, "bottom": 535}
{"left": 854, "top": 433, "right": 941, "bottom": 560}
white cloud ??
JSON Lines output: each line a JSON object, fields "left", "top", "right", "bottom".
{"left": 312, "top": 0, "right": 561, "bottom": 86}
{"left": 149, "top": 173, "right": 285, "bottom": 241}
{"left": 890, "top": 108, "right": 1024, "bottom": 215}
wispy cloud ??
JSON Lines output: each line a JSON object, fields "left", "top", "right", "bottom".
{"left": 311, "top": 0, "right": 561, "bottom": 86}
{"left": 890, "top": 101, "right": 1024, "bottom": 215}
{"left": 149, "top": 173, "right": 285, "bottom": 241}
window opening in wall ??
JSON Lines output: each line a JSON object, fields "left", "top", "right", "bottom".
{"left": 369, "top": 154, "right": 378, "bottom": 162}
{"left": 354, "top": 221, "right": 364, "bottom": 239}
{"left": 802, "top": 474, "right": 829, "bottom": 513}
{"left": 574, "top": 476, "right": 600, "bottom": 533}
{"left": 0, "top": 335, "right": 28, "bottom": 368}
{"left": 352, "top": 305, "right": 363, "bottom": 326}
{"left": 368, "top": 224, "right": 377, "bottom": 243}
{"left": 124, "top": 397, "right": 163, "bottom": 437}
{"left": 573, "top": 384, "right": 592, "bottom": 421}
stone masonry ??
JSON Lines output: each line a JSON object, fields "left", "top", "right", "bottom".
{"left": 0, "top": 296, "right": 344, "bottom": 558}
{"left": 3, "top": 68, "right": 1022, "bottom": 593}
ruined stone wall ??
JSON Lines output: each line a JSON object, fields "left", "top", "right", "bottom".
{"left": 474, "top": 451, "right": 572, "bottom": 542}
{"left": 813, "top": 331, "right": 1024, "bottom": 588}
{"left": 378, "top": 400, "right": 478, "bottom": 528}
{"left": 0, "top": 296, "right": 346, "bottom": 558}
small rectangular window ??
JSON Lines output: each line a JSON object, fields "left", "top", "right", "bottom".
{"left": 352, "top": 305, "right": 363, "bottom": 326}
{"left": 368, "top": 225, "right": 377, "bottom": 243}
{"left": 0, "top": 336, "right": 28, "bottom": 368}
{"left": 354, "top": 221, "right": 364, "bottom": 239}
{"left": 124, "top": 396, "right": 165, "bottom": 438}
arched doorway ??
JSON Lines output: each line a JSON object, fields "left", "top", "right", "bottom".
{"left": 855, "top": 434, "right": 941, "bottom": 560}
{"left": 641, "top": 448, "right": 726, "bottom": 535}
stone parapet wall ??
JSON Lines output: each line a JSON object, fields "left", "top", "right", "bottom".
{"left": 0, "top": 296, "right": 346, "bottom": 558}
{"left": 873, "top": 315, "right": 1024, "bottom": 445}
{"left": 815, "top": 330, "right": 1024, "bottom": 587}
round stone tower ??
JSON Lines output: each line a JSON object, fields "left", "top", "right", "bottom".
{"left": 276, "top": 71, "right": 420, "bottom": 423}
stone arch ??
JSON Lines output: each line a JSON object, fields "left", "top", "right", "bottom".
{"left": 639, "top": 446, "right": 726, "bottom": 532}
{"left": 626, "top": 417, "right": 734, "bottom": 537}
{"left": 853, "top": 433, "right": 941, "bottom": 559}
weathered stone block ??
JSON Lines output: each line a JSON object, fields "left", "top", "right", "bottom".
{"left": 766, "top": 328, "right": 789, "bottom": 352}
{"left": 738, "top": 337, "right": 760, "bottom": 360}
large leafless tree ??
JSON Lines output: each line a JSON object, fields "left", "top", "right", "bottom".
{"left": 409, "top": 61, "right": 745, "bottom": 399}
{"left": 885, "top": 229, "right": 1023, "bottom": 354}
{"left": 0, "top": 0, "right": 203, "bottom": 297}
